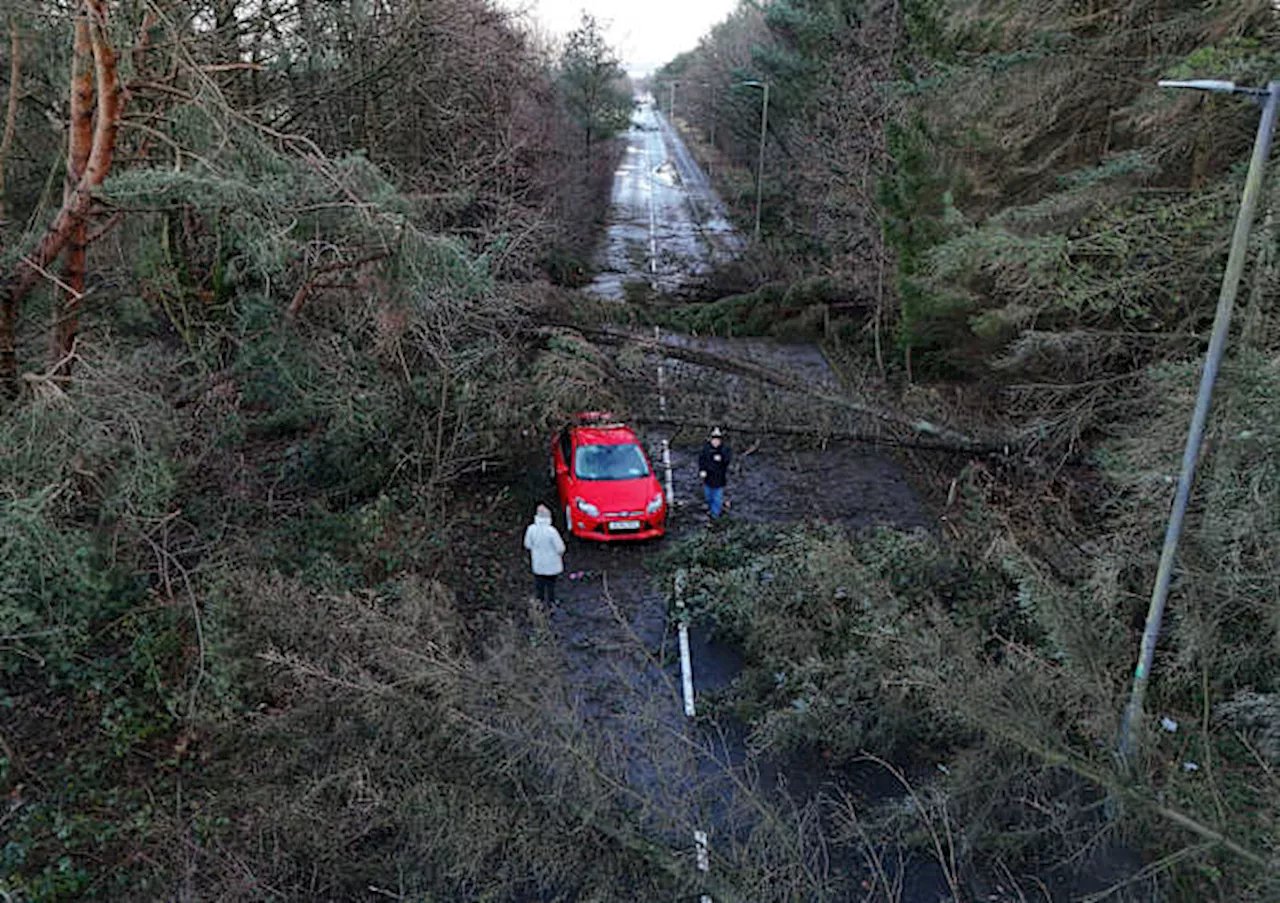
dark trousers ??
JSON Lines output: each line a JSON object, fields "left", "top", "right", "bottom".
{"left": 534, "top": 574, "right": 558, "bottom": 603}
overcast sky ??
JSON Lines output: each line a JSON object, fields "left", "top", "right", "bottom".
{"left": 506, "top": 0, "right": 739, "bottom": 75}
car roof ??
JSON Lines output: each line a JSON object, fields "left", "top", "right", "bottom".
{"left": 571, "top": 424, "right": 639, "bottom": 446}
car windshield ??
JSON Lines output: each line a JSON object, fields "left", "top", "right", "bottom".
{"left": 574, "top": 442, "right": 650, "bottom": 480}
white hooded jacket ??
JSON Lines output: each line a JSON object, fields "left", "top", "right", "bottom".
{"left": 524, "top": 510, "right": 566, "bottom": 576}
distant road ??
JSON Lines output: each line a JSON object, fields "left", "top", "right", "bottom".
{"left": 589, "top": 95, "right": 743, "bottom": 300}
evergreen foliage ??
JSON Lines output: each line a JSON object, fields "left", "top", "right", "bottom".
{"left": 653, "top": 1, "right": 1280, "bottom": 897}
{"left": 0, "top": 3, "right": 637, "bottom": 898}
{"left": 557, "top": 13, "right": 633, "bottom": 151}
{"left": 880, "top": 0, "right": 1278, "bottom": 376}
{"left": 4, "top": 0, "right": 1280, "bottom": 898}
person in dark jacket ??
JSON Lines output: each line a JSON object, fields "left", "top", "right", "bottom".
{"left": 698, "top": 426, "right": 731, "bottom": 518}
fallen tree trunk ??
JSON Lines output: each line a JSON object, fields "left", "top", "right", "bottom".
{"left": 633, "top": 413, "right": 1005, "bottom": 455}
{"left": 557, "top": 324, "right": 998, "bottom": 452}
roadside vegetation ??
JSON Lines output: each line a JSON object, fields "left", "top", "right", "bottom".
{"left": 648, "top": 1, "right": 1280, "bottom": 898}
{"left": 0, "top": 2, "right": 648, "bottom": 898}
{"left": 3, "top": 0, "right": 1279, "bottom": 900}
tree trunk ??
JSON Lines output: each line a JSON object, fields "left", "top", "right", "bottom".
{"left": 564, "top": 325, "right": 994, "bottom": 451}
{"left": 66, "top": 11, "right": 94, "bottom": 190}
{"left": 213, "top": 0, "right": 240, "bottom": 101}
{"left": 0, "top": 16, "right": 21, "bottom": 229}
{"left": 0, "top": 0, "right": 122, "bottom": 396}
{"left": 51, "top": 10, "right": 95, "bottom": 373}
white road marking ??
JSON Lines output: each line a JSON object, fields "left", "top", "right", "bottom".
{"left": 662, "top": 439, "right": 674, "bottom": 506}
{"left": 650, "top": 104, "right": 712, "bottom": 903}
{"left": 647, "top": 113, "right": 659, "bottom": 281}
{"left": 678, "top": 622, "right": 696, "bottom": 717}
{"left": 674, "top": 568, "right": 695, "bottom": 718}
{"left": 681, "top": 518, "right": 712, "bottom": 903}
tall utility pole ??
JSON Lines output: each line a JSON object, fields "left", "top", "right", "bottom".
{"left": 668, "top": 81, "right": 676, "bottom": 119}
{"left": 1118, "top": 79, "right": 1280, "bottom": 770}
{"left": 737, "top": 79, "right": 769, "bottom": 244}
{"left": 708, "top": 86, "right": 717, "bottom": 148}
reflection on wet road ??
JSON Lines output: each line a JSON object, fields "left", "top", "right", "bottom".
{"left": 589, "top": 96, "right": 743, "bottom": 300}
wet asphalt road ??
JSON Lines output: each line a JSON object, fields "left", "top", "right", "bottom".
{"left": 522, "top": 87, "right": 1137, "bottom": 897}
{"left": 541, "top": 95, "right": 955, "bottom": 897}
{"left": 534, "top": 338, "right": 947, "bottom": 897}
{"left": 589, "top": 95, "right": 743, "bottom": 300}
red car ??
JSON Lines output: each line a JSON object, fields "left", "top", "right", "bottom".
{"left": 551, "top": 413, "right": 667, "bottom": 540}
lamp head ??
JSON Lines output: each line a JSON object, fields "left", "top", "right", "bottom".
{"left": 1157, "top": 79, "right": 1238, "bottom": 94}
{"left": 1158, "top": 79, "right": 1272, "bottom": 98}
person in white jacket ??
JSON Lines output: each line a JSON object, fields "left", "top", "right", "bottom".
{"left": 523, "top": 504, "right": 566, "bottom": 604}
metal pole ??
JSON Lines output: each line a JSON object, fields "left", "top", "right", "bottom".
{"left": 1118, "top": 81, "right": 1280, "bottom": 768}
{"left": 669, "top": 82, "right": 676, "bottom": 120}
{"left": 753, "top": 81, "right": 768, "bottom": 244}
{"left": 709, "top": 87, "right": 717, "bottom": 148}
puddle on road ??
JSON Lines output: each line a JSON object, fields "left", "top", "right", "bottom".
{"left": 685, "top": 621, "right": 742, "bottom": 693}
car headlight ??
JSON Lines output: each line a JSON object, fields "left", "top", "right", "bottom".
{"left": 575, "top": 498, "right": 600, "bottom": 518}
{"left": 646, "top": 492, "right": 664, "bottom": 515}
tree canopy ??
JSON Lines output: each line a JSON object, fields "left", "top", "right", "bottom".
{"left": 557, "top": 12, "right": 633, "bottom": 150}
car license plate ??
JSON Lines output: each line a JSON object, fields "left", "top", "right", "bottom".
{"left": 611, "top": 520, "right": 641, "bottom": 531}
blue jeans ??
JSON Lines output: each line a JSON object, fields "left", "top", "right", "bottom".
{"left": 703, "top": 484, "right": 724, "bottom": 518}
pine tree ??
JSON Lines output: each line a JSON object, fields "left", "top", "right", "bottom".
{"left": 557, "top": 13, "right": 631, "bottom": 153}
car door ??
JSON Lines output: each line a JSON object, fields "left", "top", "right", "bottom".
{"left": 552, "top": 428, "right": 575, "bottom": 526}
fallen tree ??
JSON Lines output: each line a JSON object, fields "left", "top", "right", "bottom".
{"left": 633, "top": 413, "right": 1003, "bottom": 455}
{"left": 557, "top": 324, "right": 1004, "bottom": 453}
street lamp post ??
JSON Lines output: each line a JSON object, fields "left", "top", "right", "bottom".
{"left": 708, "top": 86, "right": 717, "bottom": 148}
{"left": 1118, "top": 78, "right": 1280, "bottom": 769}
{"left": 737, "top": 79, "right": 769, "bottom": 244}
